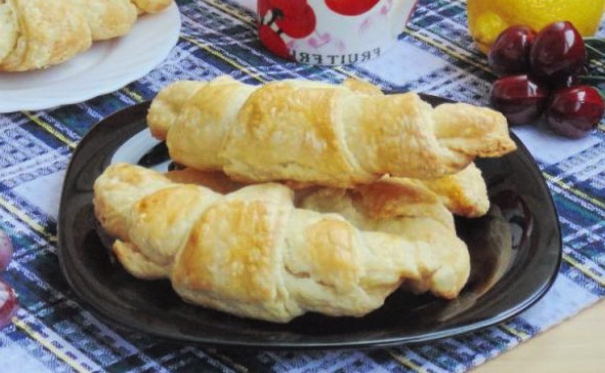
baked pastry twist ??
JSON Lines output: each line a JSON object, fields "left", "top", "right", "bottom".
{"left": 389, "top": 162, "right": 490, "bottom": 218}
{"left": 94, "top": 163, "right": 470, "bottom": 323}
{"left": 0, "top": 0, "right": 172, "bottom": 72}
{"left": 167, "top": 162, "right": 490, "bottom": 219}
{"left": 163, "top": 167, "right": 458, "bottom": 232}
{"left": 147, "top": 76, "right": 516, "bottom": 187}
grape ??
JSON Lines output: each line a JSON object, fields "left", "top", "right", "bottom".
{"left": 0, "top": 230, "right": 13, "bottom": 272}
{"left": 0, "top": 280, "right": 18, "bottom": 328}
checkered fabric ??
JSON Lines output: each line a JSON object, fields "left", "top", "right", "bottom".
{"left": 1, "top": 0, "right": 604, "bottom": 372}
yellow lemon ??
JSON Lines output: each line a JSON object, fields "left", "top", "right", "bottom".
{"left": 468, "top": 0, "right": 605, "bottom": 53}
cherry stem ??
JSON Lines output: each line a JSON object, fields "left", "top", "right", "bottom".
{"left": 580, "top": 75, "right": 605, "bottom": 82}
{"left": 583, "top": 37, "right": 604, "bottom": 42}
{"left": 585, "top": 44, "right": 605, "bottom": 59}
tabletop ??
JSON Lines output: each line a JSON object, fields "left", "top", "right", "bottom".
{"left": 0, "top": 0, "right": 604, "bottom": 372}
{"left": 477, "top": 299, "right": 605, "bottom": 372}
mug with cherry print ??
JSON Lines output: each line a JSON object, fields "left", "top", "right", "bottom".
{"left": 258, "top": 0, "right": 418, "bottom": 65}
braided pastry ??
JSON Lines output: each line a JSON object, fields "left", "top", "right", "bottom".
{"left": 94, "top": 163, "right": 470, "bottom": 323}
{"left": 147, "top": 76, "right": 516, "bottom": 188}
{"left": 166, "top": 161, "right": 491, "bottom": 219}
{"left": 0, "top": 0, "right": 172, "bottom": 72}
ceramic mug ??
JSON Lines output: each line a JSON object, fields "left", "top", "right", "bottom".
{"left": 257, "top": 0, "right": 418, "bottom": 65}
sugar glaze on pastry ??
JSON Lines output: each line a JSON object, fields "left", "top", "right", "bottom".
{"left": 0, "top": 0, "right": 173, "bottom": 72}
{"left": 94, "top": 163, "right": 470, "bottom": 323}
{"left": 148, "top": 76, "right": 516, "bottom": 188}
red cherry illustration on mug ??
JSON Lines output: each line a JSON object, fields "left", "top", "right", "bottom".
{"left": 259, "top": 0, "right": 316, "bottom": 38}
{"left": 258, "top": 0, "right": 316, "bottom": 59}
{"left": 325, "top": 0, "right": 381, "bottom": 16}
{"left": 259, "top": 25, "right": 290, "bottom": 58}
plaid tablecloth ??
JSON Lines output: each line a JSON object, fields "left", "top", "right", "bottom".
{"left": 1, "top": 0, "right": 604, "bottom": 372}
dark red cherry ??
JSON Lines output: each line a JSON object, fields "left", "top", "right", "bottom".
{"left": 546, "top": 86, "right": 604, "bottom": 139}
{"left": 490, "top": 75, "right": 549, "bottom": 125}
{"left": 530, "top": 21, "right": 587, "bottom": 85}
{"left": 488, "top": 26, "right": 536, "bottom": 76}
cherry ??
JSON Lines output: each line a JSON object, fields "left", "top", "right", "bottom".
{"left": 325, "top": 0, "right": 380, "bottom": 16}
{"left": 530, "top": 21, "right": 587, "bottom": 86}
{"left": 488, "top": 26, "right": 536, "bottom": 76}
{"left": 259, "top": 25, "right": 291, "bottom": 59}
{"left": 490, "top": 75, "right": 549, "bottom": 125}
{"left": 546, "top": 86, "right": 604, "bottom": 139}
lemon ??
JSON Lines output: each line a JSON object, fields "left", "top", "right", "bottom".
{"left": 468, "top": 0, "right": 605, "bottom": 53}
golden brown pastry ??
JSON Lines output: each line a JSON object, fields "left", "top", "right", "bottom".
{"left": 415, "top": 162, "right": 489, "bottom": 217}
{"left": 0, "top": 2, "right": 19, "bottom": 62}
{"left": 377, "top": 162, "right": 489, "bottom": 218}
{"left": 148, "top": 81, "right": 203, "bottom": 139}
{"left": 74, "top": 0, "right": 138, "bottom": 41}
{"left": 165, "top": 167, "right": 457, "bottom": 230}
{"left": 147, "top": 76, "right": 516, "bottom": 188}
{"left": 131, "top": 0, "right": 173, "bottom": 13}
{"left": 164, "top": 167, "right": 488, "bottom": 276}
{"left": 0, "top": 0, "right": 92, "bottom": 72}
{"left": 0, "top": 0, "right": 173, "bottom": 72}
{"left": 166, "top": 161, "right": 490, "bottom": 219}
{"left": 94, "top": 163, "right": 470, "bottom": 323}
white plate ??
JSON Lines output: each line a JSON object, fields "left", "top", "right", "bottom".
{"left": 0, "top": 3, "right": 181, "bottom": 113}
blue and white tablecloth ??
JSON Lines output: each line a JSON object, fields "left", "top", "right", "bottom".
{"left": 0, "top": 0, "right": 604, "bottom": 371}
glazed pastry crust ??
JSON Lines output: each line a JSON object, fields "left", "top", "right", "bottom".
{"left": 1, "top": 0, "right": 92, "bottom": 72}
{"left": 166, "top": 167, "right": 458, "bottom": 231}
{"left": 166, "top": 162, "right": 490, "bottom": 219}
{"left": 147, "top": 81, "right": 204, "bottom": 140}
{"left": 74, "top": 0, "right": 138, "bottom": 41}
{"left": 417, "top": 162, "right": 489, "bottom": 217}
{"left": 94, "top": 163, "right": 470, "bottom": 323}
{"left": 0, "top": 1, "right": 18, "bottom": 62}
{"left": 131, "top": 0, "right": 173, "bottom": 13}
{"left": 148, "top": 76, "right": 516, "bottom": 187}
{"left": 0, "top": 0, "right": 173, "bottom": 71}
{"left": 370, "top": 162, "right": 490, "bottom": 218}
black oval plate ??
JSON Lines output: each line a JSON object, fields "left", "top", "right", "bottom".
{"left": 57, "top": 96, "right": 561, "bottom": 349}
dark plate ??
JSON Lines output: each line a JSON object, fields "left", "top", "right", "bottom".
{"left": 57, "top": 96, "right": 561, "bottom": 349}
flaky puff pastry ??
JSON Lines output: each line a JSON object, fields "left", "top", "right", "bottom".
{"left": 94, "top": 163, "right": 470, "bottom": 323}
{"left": 163, "top": 167, "right": 485, "bottom": 288}
{"left": 147, "top": 76, "right": 516, "bottom": 188}
{"left": 73, "top": 0, "right": 138, "bottom": 41}
{"left": 164, "top": 167, "right": 488, "bottom": 256}
{"left": 0, "top": 0, "right": 92, "bottom": 71}
{"left": 131, "top": 0, "right": 173, "bottom": 13}
{"left": 0, "top": 0, "right": 172, "bottom": 72}
{"left": 383, "top": 162, "right": 490, "bottom": 218}
{"left": 167, "top": 161, "right": 490, "bottom": 219}
{"left": 164, "top": 167, "right": 457, "bottom": 236}
{"left": 149, "top": 91, "right": 490, "bottom": 219}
